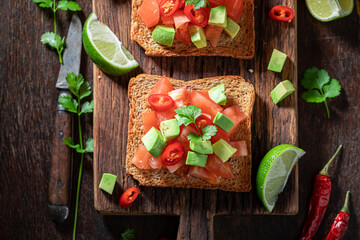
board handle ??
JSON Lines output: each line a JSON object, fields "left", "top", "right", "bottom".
{"left": 48, "top": 91, "right": 73, "bottom": 223}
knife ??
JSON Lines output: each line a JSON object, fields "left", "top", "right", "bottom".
{"left": 48, "top": 14, "right": 82, "bottom": 223}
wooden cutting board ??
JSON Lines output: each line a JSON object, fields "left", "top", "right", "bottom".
{"left": 92, "top": 0, "right": 298, "bottom": 239}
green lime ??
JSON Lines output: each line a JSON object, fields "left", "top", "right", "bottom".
{"left": 83, "top": 13, "right": 139, "bottom": 76}
{"left": 256, "top": 144, "right": 305, "bottom": 212}
{"left": 305, "top": 0, "right": 353, "bottom": 22}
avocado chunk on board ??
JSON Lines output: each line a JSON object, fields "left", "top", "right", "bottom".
{"left": 141, "top": 127, "right": 167, "bottom": 158}
{"left": 267, "top": 49, "right": 287, "bottom": 73}
{"left": 99, "top": 173, "right": 117, "bottom": 195}
{"left": 270, "top": 80, "right": 295, "bottom": 104}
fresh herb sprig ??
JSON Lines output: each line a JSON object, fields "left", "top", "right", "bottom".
{"left": 33, "top": 0, "right": 82, "bottom": 63}
{"left": 185, "top": 0, "right": 209, "bottom": 9}
{"left": 121, "top": 228, "right": 136, "bottom": 240}
{"left": 175, "top": 105, "right": 217, "bottom": 141}
{"left": 58, "top": 72, "right": 94, "bottom": 240}
{"left": 301, "top": 67, "right": 341, "bottom": 119}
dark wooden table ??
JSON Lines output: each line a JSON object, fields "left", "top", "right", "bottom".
{"left": 0, "top": 1, "right": 359, "bottom": 239}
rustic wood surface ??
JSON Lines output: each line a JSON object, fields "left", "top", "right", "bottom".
{"left": 0, "top": 0, "right": 359, "bottom": 240}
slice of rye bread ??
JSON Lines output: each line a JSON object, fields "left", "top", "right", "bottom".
{"left": 130, "top": 0, "right": 255, "bottom": 59}
{"left": 126, "top": 74, "right": 255, "bottom": 192}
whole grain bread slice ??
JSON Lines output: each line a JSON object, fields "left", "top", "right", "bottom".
{"left": 131, "top": 0, "right": 255, "bottom": 59}
{"left": 126, "top": 74, "right": 255, "bottom": 192}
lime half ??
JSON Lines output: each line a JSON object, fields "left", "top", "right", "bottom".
{"left": 83, "top": 13, "right": 139, "bottom": 76}
{"left": 256, "top": 144, "right": 305, "bottom": 212}
{"left": 306, "top": 0, "right": 354, "bottom": 22}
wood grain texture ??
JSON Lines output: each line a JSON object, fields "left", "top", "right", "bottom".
{"left": 93, "top": 0, "right": 298, "bottom": 238}
{"left": 1, "top": 0, "right": 359, "bottom": 239}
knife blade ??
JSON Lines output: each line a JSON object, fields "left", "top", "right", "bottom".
{"left": 48, "top": 14, "right": 82, "bottom": 223}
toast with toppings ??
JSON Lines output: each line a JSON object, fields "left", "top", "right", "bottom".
{"left": 126, "top": 74, "right": 255, "bottom": 192}
{"left": 130, "top": 0, "right": 255, "bottom": 59}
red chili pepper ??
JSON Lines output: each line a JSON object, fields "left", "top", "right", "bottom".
{"left": 268, "top": 5, "right": 295, "bottom": 22}
{"left": 325, "top": 191, "right": 351, "bottom": 240}
{"left": 300, "top": 145, "right": 342, "bottom": 240}
{"left": 161, "top": 141, "right": 185, "bottom": 166}
{"left": 119, "top": 186, "right": 139, "bottom": 208}
{"left": 160, "top": 0, "right": 180, "bottom": 17}
{"left": 148, "top": 94, "right": 175, "bottom": 112}
{"left": 184, "top": 4, "right": 210, "bottom": 27}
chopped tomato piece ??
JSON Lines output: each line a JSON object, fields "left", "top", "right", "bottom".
{"left": 208, "top": 0, "right": 225, "bottom": 8}
{"left": 206, "top": 155, "right": 235, "bottom": 179}
{"left": 166, "top": 157, "right": 186, "bottom": 173}
{"left": 225, "top": 0, "right": 244, "bottom": 22}
{"left": 142, "top": 111, "right": 158, "bottom": 132}
{"left": 190, "top": 90, "right": 223, "bottom": 119}
{"left": 155, "top": 109, "right": 176, "bottom": 125}
{"left": 222, "top": 106, "right": 247, "bottom": 136}
{"left": 119, "top": 187, "right": 139, "bottom": 208}
{"left": 184, "top": 5, "right": 210, "bottom": 27}
{"left": 149, "top": 156, "right": 163, "bottom": 169}
{"left": 211, "top": 127, "right": 230, "bottom": 143}
{"left": 168, "top": 87, "right": 190, "bottom": 107}
{"left": 161, "top": 142, "right": 185, "bottom": 166}
{"left": 131, "top": 144, "right": 152, "bottom": 169}
{"left": 148, "top": 76, "right": 174, "bottom": 96}
{"left": 230, "top": 141, "right": 248, "bottom": 157}
{"left": 268, "top": 5, "right": 295, "bottom": 22}
{"left": 179, "top": 0, "right": 185, "bottom": 8}
{"left": 174, "top": 165, "right": 190, "bottom": 177}
{"left": 189, "top": 166, "right": 221, "bottom": 184}
{"left": 205, "top": 25, "right": 223, "bottom": 47}
{"left": 174, "top": 22, "right": 192, "bottom": 45}
{"left": 161, "top": 15, "right": 175, "bottom": 25}
{"left": 177, "top": 125, "right": 198, "bottom": 152}
{"left": 148, "top": 94, "right": 175, "bottom": 112}
{"left": 138, "top": 0, "right": 160, "bottom": 27}
{"left": 159, "top": 0, "right": 180, "bottom": 17}
{"left": 173, "top": 10, "right": 190, "bottom": 29}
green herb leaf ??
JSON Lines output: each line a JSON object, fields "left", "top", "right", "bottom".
{"left": 81, "top": 101, "right": 94, "bottom": 114}
{"left": 66, "top": 73, "right": 84, "bottom": 98}
{"left": 79, "top": 81, "right": 92, "bottom": 100}
{"left": 323, "top": 79, "right": 341, "bottom": 98}
{"left": 41, "top": 32, "right": 65, "bottom": 53}
{"left": 64, "top": 137, "right": 80, "bottom": 149}
{"left": 33, "top": 0, "right": 53, "bottom": 8}
{"left": 201, "top": 125, "right": 217, "bottom": 141}
{"left": 121, "top": 228, "right": 135, "bottom": 240}
{"left": 59, "top": 95, "right": 78, "bottom": 113}
{"left": 85, "top": 138, "right": 94, "bottom": 153}
{"left": 175, "top": 105, "right": 202, "bottom": 126}
{"left": 301, "top": 90, "right": 326, "bottom": 103}
{"left": 57, "top": 1, "right": 82, "bottom": 11}
{"left": 187, "top": 133, "right": 201, "bottom": 142}
{"left": 301, "top": 67, "right": 330, "bottom": 90}
{"left": 185, "top": 0, "right": 206, "bottom": 9}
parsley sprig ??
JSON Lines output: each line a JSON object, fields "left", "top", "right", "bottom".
{"left": 175, "top": 105, "right": 217, "bottom": 141}
{"left": 58, "top": 73, "right": 94, "bottom": 240}
{"left": 33, "top": 0, "right": 82, "bottom": 63}
{"left": 301, "top": 67, "right": 341, "bottom": 119}
{"left": 121, "top": 228, "right": 136, "bottom": 240}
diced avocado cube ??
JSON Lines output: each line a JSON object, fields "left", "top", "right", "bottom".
{"left": 99, "top": 173, "right": 117, "bottom": 195}
{"left": 270, "top": 80, "right": 295, "bottom": 104}
{"left": 209, "top": 6, "right": 227, "bottom": 28}
{"left": 208, "top": 84, "right": 227, "bottom": 105}
{"left": 267, "top": 49, "right": 287, "bottom": 73}
{"left": 213, "top": 112, "right": 234, "bottom": 133}
{"left": 141, "top": 127, "right": 167, "bottom": 158}
{"left": 189, "top": 25, "right": 207, "bottom": 49}
{"left": 152, "top": 25, "right": 175, "bottom": 47}
{"left": 160, "top": 119, "right": 180, "bottom": 141}
{"left": 190, "top": 141, "right": 213, "bottom": 154}
{"left": 224, "top": 17, "right": 240, "bottom": 39}
{"left": 186, "top": 151, "right": 208, "bottom": 167}
{"left": 212, "top": 139, "right": 237, "bottom": 162}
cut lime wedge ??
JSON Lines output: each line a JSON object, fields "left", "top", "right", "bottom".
{"left": 83, "top": 13, "right": 139, "bottom": 76}
{"left": 256, "top": 144, "right": 305, "bottom": 212}
{"left": 306, "top": 0, "right": 354, "bottom": 22}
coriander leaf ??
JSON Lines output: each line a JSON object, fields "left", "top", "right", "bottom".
{"left": 301, "top": 90, "right": 326, "bottom": 103}
{"left": 187, "top": 133, "right": 201, "bottom": 142}
{"left": 201, "top": 125, "right": 217, "bottom": 141}
{"left": 33, "top": 0, "right": 53, "bottom": 8}
{"left": 64, "top": 137, "right": 80, "bottom": 149}
{"left": 59, "top": 95, "right": 78, "bottom": 113}
{"left": 301, "top": 67, "right": 330, "bottom": 90}
{"left": 323, "top": 79, "right": 341, "bottom": 98}
{"left": 76, "top": 148, "right": 86, "bottom": 153}
{"left": 85, "top": 138, "right": 94, "bottom": 153}
{"left": 66, "top": 73, "right": 84, "bottom": 97}
{"left": 175, "top": 105, "right": 202, "bottom": 126}
{"left": 79, "top": 81, "right": 92, "bottom": 100}
{"left": 80, "top": 101, "right": 94, "bottom": 114}
{"left": 57, "top": 1, "right": 82, "bottom": 11}
{"left": 41, "top": 32, "right": 64, "bottom": 50}
{"left": 121, "top": 228, "right": 135, "bottom": 240}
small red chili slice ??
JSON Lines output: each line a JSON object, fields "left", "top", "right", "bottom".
{"left": 160, "top": 0, "right": 180, "bottom": 17}
{"left": 268, "top": 5, "right": 295, "bottom": 22}
{"left": 184, "top": 4, "right": 210, "bottom": 27}
{"left": 148, "top": 94, "right": 175, "bottom": 112}
{"left": 119, "top": 186, "right": 139, "bottom": 208}
{"left": 161, "top": 142, "right": 185, "bottom": 166}
{"left": 194, "top": 114, "right": 213, "bottom": 133}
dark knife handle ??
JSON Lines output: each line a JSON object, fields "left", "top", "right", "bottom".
{"left": 48, "top": 91, "right": 72, "bottom": 223}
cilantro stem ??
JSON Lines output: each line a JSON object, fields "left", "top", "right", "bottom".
{"left": 324, "top": 100, "right": 330, "bottom": 119}
{"left": 53, "top": 0, "right": 57, "bottom": 34}
{"left": 194, "top": 122, "right": 201, "bottom": 137}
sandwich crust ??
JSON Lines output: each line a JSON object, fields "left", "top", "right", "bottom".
{"left": 126, "top": 74, "right": 255, "bottom": 192}
{"left": 131, "top": 0, "right": 255, "bottom": 59}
